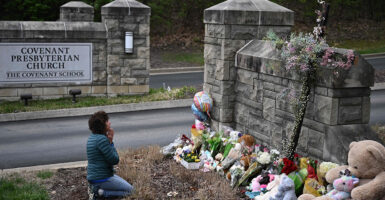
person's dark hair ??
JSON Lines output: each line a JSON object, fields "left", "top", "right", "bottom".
{"left": 88, "top": 111, "right": 109, "bottom": 134}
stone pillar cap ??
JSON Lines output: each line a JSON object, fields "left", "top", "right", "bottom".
{"left": 102, "top": 0, "right": 150, "bottom": 16}
{"left": 204, "top": 0, "right": 294, "bottom": 25}
{"left": 61, "top": 1, "right": 93, "bottom": 8}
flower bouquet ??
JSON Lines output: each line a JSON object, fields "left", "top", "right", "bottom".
{"left": 180, "top": 152, "right": 202, "bottom": 170}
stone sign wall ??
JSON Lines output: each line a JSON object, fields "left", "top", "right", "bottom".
{"left": 0, "top": 0, "right": 150, "bottom": 100}
{"left": 204, "top": 0, "right": 377, "bottom": 164}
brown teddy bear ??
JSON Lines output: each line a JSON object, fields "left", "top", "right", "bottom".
{"left": 299, "top": 140, "right": 385, "bottom": 200}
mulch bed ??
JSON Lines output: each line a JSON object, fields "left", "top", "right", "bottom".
{"left": 42, "top": 157, "right": 246, "bottom": 200}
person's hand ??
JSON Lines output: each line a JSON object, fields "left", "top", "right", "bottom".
{"left": 106, "top": 121, "right": 114, "bottom": 143}
{"left": 107, "top": 127, "right": 114, "bottom": 143}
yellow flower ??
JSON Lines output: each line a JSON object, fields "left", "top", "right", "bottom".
{"left": 195, "top": 159, "right": 200, "bottom": 162}
{"left": 187, "top": 154, "right": 191, "bottom": 157}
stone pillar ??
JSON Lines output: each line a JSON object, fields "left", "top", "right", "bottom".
{"left": 60, "top": 1, "right": 94, "bottom": 22}
{"left": 101, "top": 0, "right": 150, "bottom": 96}
{"left": 203, "top": 0, "right": 294, "bottom": 130}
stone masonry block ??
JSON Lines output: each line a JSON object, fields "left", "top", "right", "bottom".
{"left": 220, "top": 108, "right": 233, "bottom": 123}
{"left": 339, "top": 97, "right": 362, "bottom": 106}
{"left": 137, "top": 77, "right": 149, "bottom": 85}
{"left": 108, "top": 75, "right": 121, "bottom": 86}
{"left": 108, "top": 66, "right": 121, "bottom": 75}
{"left": 249, "top": 129, "right": 270, "bottom": 144}
{"left": 305, "top": 102, "right": 315, "bottom": 120}
{"left": 139, "top": 24, "right": 150, "bottom": 36}
{"left": 263, "top": 97, "right": 276, "bottom": 122}
{"left": 271, "top": 124, "right": 283, "bottom": 150}
{"left": 237, "top": 68, "right": 258, "bottom": 86}
{"left": 263, "top": 90, "right": 277, "bottom": 99}
{"left": 260, "top": 73, "right": 282, "bottom": 85}
{"left": 204, "top": 36, "right": 220, "bottom": 45}
{"left": 204, "top": 44, "right": 220, "bottom": 61}
{"left": 219, "top": 81, "right": 234, "bottom": 95}
{"left": 110, "top": 43, "right": 124, "bottom": 53}
{"left": 215, "top": 59, "right": 232, "bottom": 81}
{"left": 107, "top": 85, "right": 128, "bottom": 94}
{"left": 121, "top": 78, "right": 137, "bottom": 85}
{"left": 210, "top": 106, "right": 220, "bottom": 121}
{"left": 137, "top": 47, "right": 150, "bottom": 59}
{"left": 236, "top": 54, "right": 263, "bottom": 72}
{"left": 131, "top": 69, "right": 149, "bottom": 78}
{"left": 93, "top": 71, "right": 107, "bottom": 82}
{"left": 257, "top": 26, "right": 292, "bottom": 40}
{"left": 236, "top": 96, "right": 262, "bottom": 109}
{"left": 230, "top": 25, "right": 259, "bottom": 40}
{"left": 205, "top": 24, "right": 231, "bottom": 39}
{"left": 298, "top": 126, "right": 309, "bottom": 153}
{"left": 43, "top": 87, "right": 67, "bottom": 95}
{"left": 276, "top": 99, "right": 294, "bottom": 114}
{"left": 284, "top": 121, "right": 295, "bottom": 139}
{"left": 314, "top": 95, "right": 338, "bottom": 125}
{"left": 263, "top": 82, "right": 275, "bottom": 91}
{"left": 315, "top": 86, "right": 328, "bottom": 96}
{"left": 221, "top": 39, "right": 247, "bottom": 60}
{"left": 338, "top": 105, "right": 362, "bottom": 124}
{"left": 104, "top": 19, "right": 119, "bottom": 32}
{"left": 308, "top": 129, "right": 324, "bottom": 152}
{"left": 303, "top": 118, "right": 325, "bottom": 133}
{"left": 120, "top": 24, "right": 138, "bottom": 33}
{"left": 133, "top": 38, "right": 147, "bottom": 47}
{"left": 234, "top": 103, "right": 249, "bottom": 125}
{"left": 0, "top": 88, "right": 17, "bottom": 97}
{"left": 107, "top": 55, "right": 122, "bottom": 67}
{"left": 17, "top": 88, "right": 43, "bottom": 96}
{"left": 235, "top": 82, "right": 257, "bottom": 101}
{"left": 129, "top": 85, "right": 149, "bottom": 93}
{"left": 121, "top": 67, "right": 131, "bottom": 77}
{"left": 92, "top": 86, "right": 107, "bottom": 94}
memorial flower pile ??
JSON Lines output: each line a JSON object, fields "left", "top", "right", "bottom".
{"left": 162, "top": 123, "right": 344, "bottom": 199}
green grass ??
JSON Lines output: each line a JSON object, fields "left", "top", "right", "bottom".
{"left": 36, "top": 171, "right": 53, "bottom": 179}
{"left": 331, "top": 39, "right": 385, "bottom": 54}
{"left": 162, "top": 51, "right": 204, "bottom": 65}
{"left": 0, "top": 176, "right": 49, "bottom": 200}
{"left": 0, "top": 86, "right": 196, "bottom": 114}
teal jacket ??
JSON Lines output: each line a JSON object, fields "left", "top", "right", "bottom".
{"left": 86, "top": 133, "right": 119, "bottom": 181}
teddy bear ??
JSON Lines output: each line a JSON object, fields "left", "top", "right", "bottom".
{"left": 299, "top": 140, "right": 385, "bottom": 200}
{"left": 325, "top": 175, "right": 359, "bottom": 200}
{"left": 269, "top": 173, "right": 297, "bottom": 200}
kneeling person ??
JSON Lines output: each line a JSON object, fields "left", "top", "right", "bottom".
{"left": 87, "top": 111, "right": 133, "bottom": 198}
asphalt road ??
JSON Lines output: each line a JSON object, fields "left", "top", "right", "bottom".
{"left": 150, "top": 71, "right": 203, "bottom": 89}
{"left": 0, "top": 107, "right": 193, "bottom": 169}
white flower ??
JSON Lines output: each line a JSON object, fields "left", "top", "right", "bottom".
{"left": 257, "top": 152, "right": 271, "bottom": 165}
{"left": 270, "top": 149, "right": 280, "bottom": 155}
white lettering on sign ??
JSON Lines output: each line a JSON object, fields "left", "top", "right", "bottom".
{"left": 0, "top": 43, "right": 92, "bottom": 84}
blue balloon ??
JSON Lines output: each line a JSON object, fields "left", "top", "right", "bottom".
{"left": 191, "top": 103, "right": 208, "bottom": 122}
